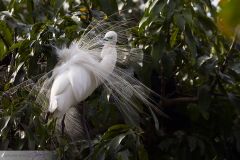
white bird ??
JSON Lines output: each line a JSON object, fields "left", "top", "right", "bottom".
{"left": 2, "top": 15, "right": 164, "bottom": 139}
{"left": 0, "top": 11, "right": 167, "bottom": 143}
{"left": 48, "top": 31, "right": 118, "bottom": 117}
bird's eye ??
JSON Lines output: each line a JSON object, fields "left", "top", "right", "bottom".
{"left": 103, "top": 36, "right": 113, "bottom": 42}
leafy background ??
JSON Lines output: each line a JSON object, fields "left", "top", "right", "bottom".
{"left": 0, "top": 0, "right": 240, "bottom": 159}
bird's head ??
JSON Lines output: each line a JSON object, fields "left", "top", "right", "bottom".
{"left": 103, "top": 31, "right": 117, "bottom": 45}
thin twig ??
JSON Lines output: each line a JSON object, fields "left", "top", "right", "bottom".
{"left": 161, "top": 96, "right": 198, "bottom": 107}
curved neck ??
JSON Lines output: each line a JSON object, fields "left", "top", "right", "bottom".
{"left": 99, "top": 45, "right": 117, "bottom": 76}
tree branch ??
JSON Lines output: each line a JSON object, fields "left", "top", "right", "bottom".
{"left": 160, "top": 96, "right": 198, "bottom": 107}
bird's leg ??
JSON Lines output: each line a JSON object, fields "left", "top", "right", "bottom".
{"left": 61, "top": 114, "right": 66, "bottom": 136}
{"left": 80, "top": 102, "right": 93, "bottom": 153}
{"left": 45, "top": 112, "right": 50, "bottom": 123}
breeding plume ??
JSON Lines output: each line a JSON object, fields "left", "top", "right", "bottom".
{"left": 2, "top": 15, "right": 163, "bottom": 139}
{"left": 35, "top": 15, "right": 164, "bottom": 134}
{"left": 48, "top": 31, "right": 118, "bottom": 117}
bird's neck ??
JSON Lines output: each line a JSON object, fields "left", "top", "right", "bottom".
{"left": 99, "top": 45, "right": 117, "bottom": 75}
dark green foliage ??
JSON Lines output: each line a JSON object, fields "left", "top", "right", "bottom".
{"left": 0, "top": 0, "right": 240, "bottom": 160}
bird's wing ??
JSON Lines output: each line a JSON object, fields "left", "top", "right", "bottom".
{"left": 49, "top": 86, "right": 76, "bottom": 114}
{"left": 67, "top": 65, "right": 98, "bottom": 102}
{"left": 48, "top": 71, "right": 71, "bottom": 113}
{"left": 50, "top": 71, "right": 70, "bottom": 97}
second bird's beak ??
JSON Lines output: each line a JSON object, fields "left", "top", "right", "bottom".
{"left": 103, "top": 37, "right": 108, "bottom": 42}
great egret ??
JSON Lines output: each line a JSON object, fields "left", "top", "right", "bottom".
{"left": 48, "top": 31, "right": 117, "bottom": 117}
{"left": 2, "top": 14, "right": 163, "bottom": 139}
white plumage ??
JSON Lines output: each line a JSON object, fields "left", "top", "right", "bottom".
{"left": 49, "top": 31, "right": 118, "bottom": 117}
{"left": 31, "top": 17, "right": 164, "bottom": 138}
{"left": 0, "top": 14, "right": 163, "bottom": 140}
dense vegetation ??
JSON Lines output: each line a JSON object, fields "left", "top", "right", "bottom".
{"left": 0, "top": 0, "right": 240, "bottom": 159}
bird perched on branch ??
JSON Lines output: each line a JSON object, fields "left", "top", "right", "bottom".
{"left": 0, "top": 10, "right": 165, "bottom": 142}
{"left": 48, "top": 31, "right": 117, "bottom": 117}
{"left": 30, "top": 14, "right": 164, "bottom": 139}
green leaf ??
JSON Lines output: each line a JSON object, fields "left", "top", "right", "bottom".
{"left": 183, "top": 9, "right": 192, "bottom": 25}
{"left": 139, "top": 16, "right": 148, "bottom": 29}
{"left": 148, "top": 0, "right": 159, "bottom": 13}
{"left": 0, "top": 0, "right": 6, "bottom": 11}
{"left": 138, "top": 144, "right": 149, "bottom": 160}
{"left": 0, "top": 40, "right": 7, "bottom": 60}
{"left": 117, "top": 150, "right": 130, "bottom": 160}
{"left": 30, "top": 22, "right": 46, "bottom": 40}
{"left": 0, "top": 116, "right": 11, "bottom": 135}
{"left": 0, "top": 20, "right": 12, "bottom": 45}
{"left": 9, "top": 62, "right": 24, "bottom": 84}
{"left": 8, "top": 0, "right": 15, "bottom": 10}
{"left": 219, "top": 71, "right": 235, "bottom": 84}
{"left": 187, "top": 136, "right": 197, "bottom": 152}
{"left": 197, "top": 55, "right": 211, "bottom": 66}
{"left": 0, "top": 20, "right": 13, "bottom": 60}
{"left": 185, "top": 25, "right": 197, "bottom": 58}
{"left": 227, "top": 93, "right": 240, "bottom": 109}
{"left": 149, "top": 0, "right": 166, "bottom": 15}
{"left": 170, "top": 28, "right": 179, "bottom": 47}
{"left": 231, "top": 63, "right": 240, "bottom": 74}
{"left": 198, "top": 13, "right": 217, "bottom": 31}
{"left": 27, "top": 0, "right": 34, "bottom": 23}
{"left": 198, "top": 57, "right": 217, "bottom": 76}
{"left": 159, "top": 138, "right": 175, "bottom": 151}
{"left": 9, "top": 41, "right": 24, "bottom": 51}
{"left": 102, "top": 124, "right": 130, "bottom": 140}
{"left": 151, "top": 36, "right": 166, "bottom": 67}
{"left": 108, "top": 134, "right": 127, "bottom": 155}
{"left": 97, "top": 0, "right": 118, "bottom": 15}
{"left": 54, "top": 0, "right": 64, "bottom": 11}
{"left": 174, "top": 14, "right": 185, "bottom": 31}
